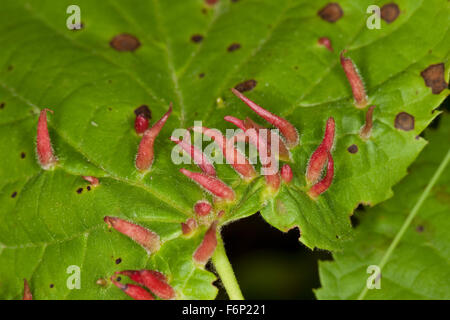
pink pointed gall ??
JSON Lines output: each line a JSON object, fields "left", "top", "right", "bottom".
{"left": 231, "top": 88, "right": 299, "bottom": 148}
{"left": 111, "top": 276, "right": 154, "bottom": 300}
{"left": 170, "top": 136, "right": 216, "bottom": 176}
{"left": 224, "top": 116, "right": 246, "bottom": 131}
{"left": 308, "top": 153, "right": 334, "bottom": 199}
{"left": 118, "top": 270, "right": 175, "bottom": 300}
{"left": 193, "top": 221, "right": 218, "bottom": 264}
{"left": 280, "top": 164, "right": 293, "bottom": 184}
{"left": 23, "top": 279, "right": 32, "bottom": 300}
{"left": 182, "top": 218, "right": 197, "bottom": 235}
{"left": 36, "top": 108, "right": 57, "bottom": 169}
{"left": 104, "top": 216, "right": 161, "bottom": 253}
{"left": 180, "top": 168, "right": 235, "bottom": 201}
{"left": 135, "top": 104, "right": 172, "bottom": 172}
{"left": 340, "top": 51, "right": 367, "bottom": 108}
{"left": 360, "top": 105, "right": 375, "bottom": 139}
{"left": 192, "top": 126, "right": 256, "bottom": 179}
{"left": 82, "top": 176, "right": 99, "bottom": 186}
{"left": 194, "top": 200, "right": 212, "bottom": 216}
{"left": 306, "top": 117, "right": 335, "bottom": 185}
{"left": 318, "top": 37, "right": 333, "bottom": 52}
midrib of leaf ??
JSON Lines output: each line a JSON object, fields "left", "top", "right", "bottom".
{"left": 357, "top": 148, "right": 450, "bottom": 300}
{"left": 151, "top": 0, "right": 188, "bottom": 127}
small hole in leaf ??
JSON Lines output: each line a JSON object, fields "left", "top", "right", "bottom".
{"left": 87, "top": 186, "right": 91, "bottom": 191}
{"left": 199, "top": 73, "right": 205, "bottom": 78}
{"left": 416, "top": 225, "right": 424, "bottom": 233}
{"left": 0, "top": 102, "right": 5, "bottom": 109}
{"left": 20, "top": 152, "right": 26, "bottom": 159}
{"left": 116, "top": 276, "right": 122, "bottom": 282}
{"left": 49, "top": 284, "right": 54, "bottom": 288}
{"left": 115, "top": 258, "right": 122, "bottom": 264}
{"left": 11, "top": 191, "right": 17, "bottom": 198}
{"left": 350, "top": 215, "right": 360, "bottom": 228}
{"left": 76, "top": 188, "right": 83, "bottom": 194}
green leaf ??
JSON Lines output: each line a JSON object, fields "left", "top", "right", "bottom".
{"left": 316, "top": 114, "right": 450, "bottom": 300}
{"left": 0, "top": 0, "right": 448, "bottom": 299}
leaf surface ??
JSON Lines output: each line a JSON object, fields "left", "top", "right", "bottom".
{"left": 0, "top": 0, "right": 448, "bottom": 299}
{"left": 316, "top": 114, "right": 450, "bottom": 300}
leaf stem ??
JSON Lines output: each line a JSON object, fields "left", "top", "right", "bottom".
{"left": 357, "top": 148, "right": 450, "bottom": 300}
{"left": 212, "top": 231, "right": 244, "bottom": 300}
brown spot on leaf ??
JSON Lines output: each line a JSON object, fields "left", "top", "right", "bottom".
{"left": 134, "top": 105, "right": 151, "bottom": 119}
{"left": 199, "top": 73, "right": 205, "bottom": 78}
{"left": 21, "top": 152, "right": 26, "bottom": 159}
{"left": 420, "top": 63, "right": 447, "bottom": 94}
{"left": 395, "top": 112, "right": 414, "bottom": 131}
{"left": 234, "top": 79, "right": 257, "bottom": 93}
{"left": 0, "top": 102, "right": 5, "bottom": 109}
{"left": 347, "top": 144, "right": 358, "bottom": 153}
{"left": 318, "top": 3, "right": 343, "bottom": 23}
{"left": 381, "top": 3, "right": 400, "bottom": 23}
{"left": 8, "top": 65, "right": 13, "bottom": 71}
{"left": 76, "top": 188, "right": 83, "bottom": 194}
{"left": 205, "top": 0, "right": 218, "bottom": 5}
{"left": 115, "top": 258, "right": 122, "bottom": 264}
{"left": 110, "top": 34, "right": 141, "bottom": 52}
{"left": 227, "top": 43, "right": 241, "bottom": 52}
{"left": 11, "top": 191, "right": 17, "bottom": 198}
{"left": 416, "top": 225, "right": 424, "bottom": 233}
{"left": 87, "top": 186, "right": 91, "bottom": 191}
{"left": 49, "top": 284, "right": 54, "bottom": 288}
{"left": 191, "top": 34, "right": 204, "bottom": 43}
